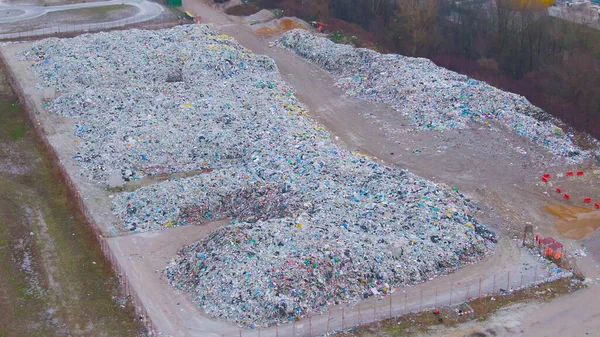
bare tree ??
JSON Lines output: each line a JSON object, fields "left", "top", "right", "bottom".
{"left": 394, "top": 0, "right": 439, "bottom": 56}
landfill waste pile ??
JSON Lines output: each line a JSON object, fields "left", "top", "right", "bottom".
{"left": 21, "top": 26, "right": 494, "bottom": 327}
{"left": 275, "top": 29, "right": 599, "bottom": 163}
{"left": 20, "top": 25, "right": 300, "bottom": 183}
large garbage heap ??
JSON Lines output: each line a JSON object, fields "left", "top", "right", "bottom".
{"left": 275, "top": 29, "right": 599, "bottom": 163}
{"left": 21, "top": 25, "right": 493, "bottom": 327}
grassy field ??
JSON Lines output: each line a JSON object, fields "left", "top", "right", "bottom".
{"left": 62, "top": 4, "right": 139, "bottom": 20}
{"left": 0, "top": 69, "right": 143, "bottom": 336}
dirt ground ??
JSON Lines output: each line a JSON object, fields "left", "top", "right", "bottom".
{"left": 106, "top": 221, "right": 241, "bottom": 337}
{"left": 0, "top": 65, "right": 143, "bottom": 336}
{"left": 545, "top": 204, "right": 600, "bottom": 239}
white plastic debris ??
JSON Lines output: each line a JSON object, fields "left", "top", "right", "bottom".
{"left": 275, "top": 29, "right": 599, "bottom": 163}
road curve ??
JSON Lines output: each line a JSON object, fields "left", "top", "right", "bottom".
{"left": 0, "top": 0, "right": 164, "bottom": 39}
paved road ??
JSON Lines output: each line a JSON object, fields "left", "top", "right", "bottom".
{"left": 0, "top": 0, "right": 163, "bottom": 38}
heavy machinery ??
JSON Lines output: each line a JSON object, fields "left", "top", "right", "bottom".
{"left": 310, "top": 21, "right": 326, "bottom": 33}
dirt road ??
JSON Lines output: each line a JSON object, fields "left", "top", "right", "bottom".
{"left": 0, "top": 0, "right": 164, "bottom": 38}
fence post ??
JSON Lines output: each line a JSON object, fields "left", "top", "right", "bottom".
{"left": 520, "top": 272, "right": 523, "bottom": 288}
{"left": 373, "top": 300, "right": 376, "bottom": 321}
{"left": 449, "top": 282, "right": 453, "bottom": 305}
{"left": 342, "top": 308, "right": 345, "bottom": 330}
{"left": 404, "top": 292, "right": 407, "bottom": 313}
{"left": 534, "top": 265, "right": 538, "bottom": 284}
{"left": 389, "top": 295, "right": 392, "bottom": 319}
{"left": 507, "top": 271, "right": 510, "bottom": 290}
{"left": 478, "top": 277, "right": 482, "bottom": 298}
{"left": 419, "top": 288, "right": 423, "bottom": 311}
{"left": 493, "top": 274, "right": 496, "bottom": 293}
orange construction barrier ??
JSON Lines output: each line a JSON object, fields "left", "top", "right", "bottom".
{"left": 577, "top": 171, "right": 584, "bottom": 176}
{"left": 545, "top": 248, "right": 552, "bottom": 257}
{"left": 584, "top": 197, "right": 592, "bottom": 203}
{"left": 564, "top": 193, "right": 570, "bottom": 200}
{"left": 543, "top": 173, "right": 551, "bottom": 179}
{"left": 555, "top": 188, "right": 562, "bottom": 193}
{"left": 542, "top": 177, "right": 548, "bottom": 183}
{"left": 595, "top": 203, "right": 600, "bottom": 209}
{"left": 567, "top": 171, "right": 574, "bottom": 176}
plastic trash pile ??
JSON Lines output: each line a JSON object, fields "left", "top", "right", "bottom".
{"left": 21, "top": 26, "right": 494, "bottom": 327}
{"left": 275, "top": 29, "right": 599, "bottom": 163}
{"left": 20, "top": 25, "right": 303, "bottom": 183}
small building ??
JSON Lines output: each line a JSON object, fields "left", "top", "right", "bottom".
{"left": 548, "top": 241, "right": 564, "bottom": 260}
{"left": 537, "top": 236, "right": 564, "bottom": 259}
{"left": 539, "top": 236, "right": 555, "bottom": 247}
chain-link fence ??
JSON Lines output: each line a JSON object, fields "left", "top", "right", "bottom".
{"left": 213, "top": 264, "right": 569, "bottom": 337}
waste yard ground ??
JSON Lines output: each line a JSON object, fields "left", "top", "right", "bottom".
{"left": 0, "top": 0, "right": 599, "bottom": 336}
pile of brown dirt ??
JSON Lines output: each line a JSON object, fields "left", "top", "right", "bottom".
{"left": 545, "top": 204, "right": 600, "bottom": 239}
{"left": 254, "top": 17, "right": 308, "bottom": 35}
{"left": 225, "top": 4, "right": 260, "bottom": 16}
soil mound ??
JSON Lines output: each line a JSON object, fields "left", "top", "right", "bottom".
{"left": 225, "top": 4, "right": 260, "bottom": 16}
{"left": 254, "top": 17, "right": 309, "bottom": 35}
{"left": 545, "top": 204, "right": 600, "bottom": 239}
